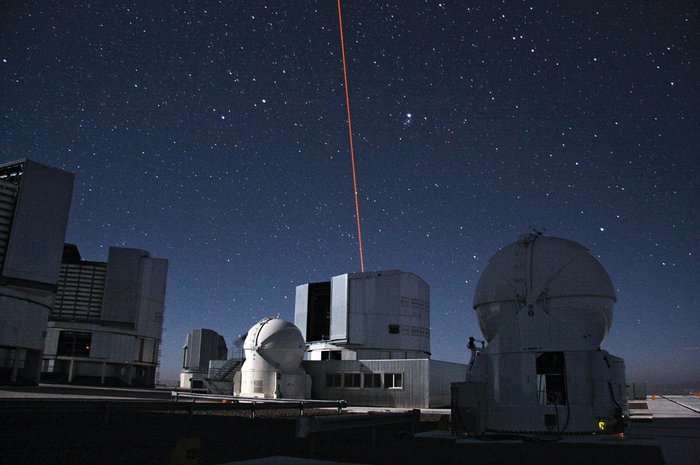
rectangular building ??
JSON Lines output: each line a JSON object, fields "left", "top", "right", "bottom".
{"left": 302, "top": 359, "right": 467, "bottom": 408}
{"left": 295, "top": 270, "right": 467, "bottom": 408}
{"left": 295, "top": 271, "right": 431, "bottom": 360}
{"left": 0, "top": 159, "right": 74, "bottom": 385}
{"left": 42, "top": 245, "right": 168, "bottom": 387}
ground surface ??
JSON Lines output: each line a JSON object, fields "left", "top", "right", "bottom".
{"left": 1, "top": 385, "right": 696, "bottom": 465}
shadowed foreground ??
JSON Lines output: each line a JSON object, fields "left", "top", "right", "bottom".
{"left": 0, "top": 399, "right": 666, "bottom": 465}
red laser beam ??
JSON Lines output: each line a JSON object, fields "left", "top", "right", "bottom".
{"left": 337, "top": 0, "right": 365, "bottom": 272}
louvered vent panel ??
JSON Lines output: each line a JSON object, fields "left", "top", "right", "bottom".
{"left": 0, "top": 179, "right": 19, "bottom": 274}
{"left": 52, "top": 262, "right": 107, "bottom": 320}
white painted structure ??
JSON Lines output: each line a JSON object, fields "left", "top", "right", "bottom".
{"left": 185, "top": 270, "right": 467, "bottom": 406}
{"left": 295, "top": 270, "right": 430, "bottom": 360}
{"left": 235, "top": 317, "right": 311, "bottom": 399}
{"left": 453, "top": 233, "right": 628, "bottom": 434}
{"left": 295, "top": 270, "right": 467, "bottom": 408}
{"left": 304, "top": 358, "right": 467, "bottom": 408}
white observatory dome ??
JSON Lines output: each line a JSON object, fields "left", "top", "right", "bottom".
{"left": 243, "top": 317, "right": 305, "bottom": 369}
{"left": 238, "top": 317, "right": 310, "bottom": 399}
{"left": 473, "top": 233, "right": 616, "bottom": 351}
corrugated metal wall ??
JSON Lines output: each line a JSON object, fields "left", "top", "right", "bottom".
{"left": 303, "top": 358, "right": 467, "bottom": 408}
{"left": 303, "top": 359, "right": 431, "bottom": 408}
{"left": 429, "top": 360, "right": 468, "bottom": 407}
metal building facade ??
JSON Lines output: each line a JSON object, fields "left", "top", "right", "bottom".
{"left": 295, "top": 270, "right": 467, "bottom": 408}
{"left": 303, "top": 359, "right": 466, "bottom": 408}
{"left": 182, "top": 328, "right": 228, "bottom": 372}
{"left": 42, "top": 245, "right": 168, "bottom": 387}
{"left": 0, "top": 159, "right": 74, "bottom": 385}
{"left": 296, "top": 270, "right": 431, "bottom": 360}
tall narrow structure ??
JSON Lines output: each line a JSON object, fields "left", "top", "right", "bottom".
{"left": 0, "top": 159, "right": 74, "bottom": 385}
{"left": 42, "top": 245, "right": 168, "bottom": 387}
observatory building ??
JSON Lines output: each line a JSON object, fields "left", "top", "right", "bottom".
{"left": 296, "top": 270, "right": 466, "bottom": 408}
{"left": 0, "top": 159, "right": 74, "bottom": 385}
{"left": 452, "top": 233, "right": 628, "bottom": 434}
{"left": 180, "top": 328, "right": 229, "bottom": 391}
{"left": 181, "top": 270, "right": 467, "bottom": 406}
{"left": 42, "top": 244, "right": 168, "bottom": 387}
{"left": 0, "top": 158, "right": 170, "bottom": 387}
{"left": 182, "top": 329, "right": 228, "bottom": 371}
{"left": 234, "top": 317, "right": 311, "bottom": 399}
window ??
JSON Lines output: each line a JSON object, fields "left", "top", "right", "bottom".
{"left": 253, "top": 380, "right": 264, "bottom": 393}
{"left": 536, "top": 352, "right": 567, "bottom": 405}
{"left": 326, "top": 373, "right": 342, "bottom": 387}
{"left": 191, "top": 379, "right": 204, "bottom": 389}
{"left": 384, "top": 373, "right": 403, "bottom": 389}
{"left": 56, "top": 331, "right": 92, "bottom": 357}
{"left": 363, "top": 373, "right": 381, "bottom": 388}
{"left": 344, "top": 373, "right": 361, "bottom": 388}
{"left": 388, "top": 324, "right": 400, "bottom": 334}
{"left": 321, "top": 350, "right": 342, "bottom": 360}
{"left": 42, "top": 359, "right": 55, "bottom": 373}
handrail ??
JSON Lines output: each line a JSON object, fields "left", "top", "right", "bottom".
{"left": 171, "top": 391, "right": 346, "bottom": 418}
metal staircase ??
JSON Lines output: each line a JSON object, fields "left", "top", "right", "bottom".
{"left": 210, "top": 357, "right": 242, "bottom": 381}
{"left": 202, "top": 357, "right": 243, "bottom": 394}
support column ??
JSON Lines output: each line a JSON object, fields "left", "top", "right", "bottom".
{"left": 9, "top": 349, "right": 19, "bottom": 383}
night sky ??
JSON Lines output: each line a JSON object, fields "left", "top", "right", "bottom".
{"left": 1, "top": 1, "right": 698, "bottom": 389}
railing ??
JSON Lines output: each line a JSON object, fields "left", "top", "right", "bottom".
{"left": 209, "top": 358, "right": 242, "bottom": 381}
{"left": 0, "top": 399, "right": 208, "bottom": 426}
{"left": 172, "top": 391, "right": 346, "bottom": 418}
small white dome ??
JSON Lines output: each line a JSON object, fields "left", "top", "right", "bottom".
{"left": 244, "top": 317, "right": 305, "bottom": 369}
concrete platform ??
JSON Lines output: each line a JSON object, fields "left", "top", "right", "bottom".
{"left": 413, "top": 395, "right": 700, "bottom": 465}
{"left": 1, "top": 386, "right": 698, "bottom": 465}
{"left": 644, "top": 395, "right": 700, "bottom": 418}
{"left": 628, "top": 395, "right": 700, "bottom": 465}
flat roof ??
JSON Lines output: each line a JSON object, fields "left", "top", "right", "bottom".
{"left": 1, "top": 386, "right": 697, "bottom": 465}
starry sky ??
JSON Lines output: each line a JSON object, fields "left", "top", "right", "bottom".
{"left": 1, "top": 1, "right": 698, "bottom": 390}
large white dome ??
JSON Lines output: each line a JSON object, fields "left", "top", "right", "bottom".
{"left": 473, "top": 234, "right": 616, "bottom": 350}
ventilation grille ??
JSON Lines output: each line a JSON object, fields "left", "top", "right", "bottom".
{"left": 0, "top": 178, "right": 19, "bottom": 274}
{"left": 52, "top": 262, "right": 107, "bottom": 320}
